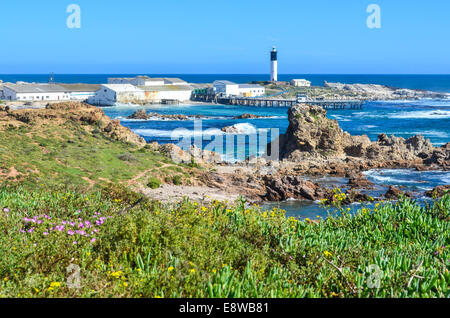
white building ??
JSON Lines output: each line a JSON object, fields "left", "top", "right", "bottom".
{"left": 163, "top": 78, "right": 189, "bottom": 86}
{"left": 107, "top": 76, "right": 188, "bottom": 87}
{"left": 107, "top": 77, "right": 135, "bottom": 85}
{"left": 238, "top": 84, "right": 265, "bottom": 97}
{"left": 58, "top": 84, "right": 101, "bottom": 101}
{"left": 88, "top": 84, "right": 145, "bottom": 106}
{"left": 2, "top": 84, "right": 71, "bottom": 101}
{"left": 139, "top": 85, "right": 194, "bottom": 103}
{"left": 214, "top": 80, "right": 265, "bottom": 97}
{"left": 290, "top": 79, "right": 311, "bottom": 87}
{"left": 213, "top": 80, "right": 240, "bottom": 96}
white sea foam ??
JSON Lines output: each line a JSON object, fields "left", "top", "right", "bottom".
{"left": 133, "top": 123, "right": 266, "bottom": 138}
{"left": 416, "top": 130, "right": 449, "bottom": 138}
{"left": 389, "top": 110, "right": 450, "bottom": 119}
{"left": 223, "top": 123, "right": 258, "bottom": 134}
{"left": 133, "top": 128, "right": 224, "bottom": 138}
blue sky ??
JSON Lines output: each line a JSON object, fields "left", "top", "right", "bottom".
{"left": 0, "top": 0, "right": 449, "bottom": 74}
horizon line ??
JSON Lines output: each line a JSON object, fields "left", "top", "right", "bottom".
{"left": 1, "top": 73, "right": 450, "bottom": 76}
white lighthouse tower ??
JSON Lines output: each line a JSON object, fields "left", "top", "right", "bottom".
{"left": 270, "top": 47, "right": 278, "bottom": 82}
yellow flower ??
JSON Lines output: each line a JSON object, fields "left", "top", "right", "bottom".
{"left": 168, "top": 266, "right": 174, "bottom": 272}
{"left": 189, "top": 269, "right": 196, "bottom": 273}
{"left": 324, "top": 251, "right": 333, "bottom": 258}
{"left": 211, "top": 269, "right": 217, "bottom": 273}
{"left": 50, "top": 282, "right": 61, "bottom": 288}
{"left": 3, "top": 277, "right": 8, "bottom": 282}
{"left": 34, "top": 288, "right": 40, "bottom": 293}
{"left": 122, "top": 282, "right": 128, "bottom": 287}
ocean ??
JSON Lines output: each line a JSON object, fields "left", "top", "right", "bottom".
{"left": 3, "top": 74, "right": 449, "bottom": 218}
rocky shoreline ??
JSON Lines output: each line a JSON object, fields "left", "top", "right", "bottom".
{"left": 2, "top": 101, "right": 447, "bottom": 205}
{"left": 157, "top": 103, "right": 449, "bottom": 204}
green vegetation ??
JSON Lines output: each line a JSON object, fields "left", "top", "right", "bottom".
{"left": 172, "top": 175, "right": 182, "bottom": 186}
{"left": 0, "top": 185, "right": 448, "bottom": 298}
{"left": 147, "top": 177, "right": 162, "bottom": 189}
{"left": 0, "top": 104, "right": 448, "bottom": 298}
{"left": 0, "top": 121, "right": 194, "bottom": 190}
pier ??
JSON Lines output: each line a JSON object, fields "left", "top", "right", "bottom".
{"left": 191, "top": 93, "right": 364, "bottom": 110}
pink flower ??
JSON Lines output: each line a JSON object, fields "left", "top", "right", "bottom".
{"left": 73, "top": 241, "right": 78, "bottom": 245}
{"left": 90, "top": 238, "right": 96, "bottom": 243}
{"left": 43, "top": 232, "right": 49, "bottom": 236}
{"left": 67, "top": 230, "right": 75, "bottom": 236}
{"left": 3, "top": 208, "right": 10, "bottom": 213}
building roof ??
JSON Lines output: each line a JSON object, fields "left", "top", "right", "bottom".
{"left": 214, "top": 80, "right": 237, "bottom": 85}
{"left": 108, "top": 77, "right": 134, "bottom": 81}
{"left": 138, "top": 85, "right": 193, "bottom": 92}
{"left": 145, "top": 78, "right": 166, "bottom": 82}
{"left": 135, "top": 75, "right": 151, "bottom": 79}
{"left": 57, "top": 84, "right": 102, "bottom": 92}
{"left": 164, "top": 78, "right": 188, "bottom": 84}
{"left": 238, "top": 84, "right": 264, "bottom": 89}
{"left": 4, "top": 84, "right": 69, "bottom": 93}
{"left": 102, "top": 84, "right": 143, "bottom": 92}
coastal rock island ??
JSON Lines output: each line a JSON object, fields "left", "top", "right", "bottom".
{"left": 274, "top": 103, "right": 450, "bottom": 176}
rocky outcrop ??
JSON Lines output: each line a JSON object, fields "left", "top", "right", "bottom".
{"left": 127, "top": 109, "right": 202, "bottom": 121}
{"left": 323, "top": 81, "right": 446, "bottom": 100}
{"left": 384, "top": 186, "right": 414, "bottom": 199}
{"left": 0, "top": 102, "right": 146, "bottom": 146}
{"left": 347, "top": 173, "right": 374, "bottom": 189}
{"left": 263, "top": 175, "right": 330, "bottom": 201}
{"left": 425, "top": 185, "right": 450, "bottom": 198}
{"left": 232, "top": 113, "right": 269, "bottom": 119}
{"left": 150, "top": 143, "right": 222, "bottom": 165}
{"left": 221, "top": 123, "right": 257, "bottom": 134}
{"left": 275, "top": 104, "right": 445, "bottom": 175}
{"left": 423, "top": 143, "right": 450, "bottom": 170}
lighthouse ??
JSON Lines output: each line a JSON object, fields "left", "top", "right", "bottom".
{"left": 270, "top": 47, "right": 278, "bottom": 82}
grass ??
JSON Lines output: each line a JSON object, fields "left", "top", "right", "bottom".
{"left": 0, "top": 185, "right": 448, "bottom": 298}
{"left": 147, "top": 177, "right": 162, "bottom": 189}
{"left": 0, "top": 121, "right": 194, "bottom": 190}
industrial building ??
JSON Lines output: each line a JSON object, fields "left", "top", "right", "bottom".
{"left": 138, "top": 85, "right": 194, "bottom": 103}
{"left": 107, "top": 76, "right": 188, "bottom": 87}
{"left": 2, "top": 84, "right": 71, "bottom": 101}
{"left": 88, "top": 84, "right": 145, "bottom": 106}
{"left": 57, "top": 84, "right": 101, "bottom": 101}
{"left": 1, "top": 83, "right": 101, "bottom": 102}
{"left": 213, "top": 80, "right": 265, "bottom": 97}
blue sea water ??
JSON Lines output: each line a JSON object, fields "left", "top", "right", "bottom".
{"left": 3, "top": 74, "right": 449, "bottom": 218}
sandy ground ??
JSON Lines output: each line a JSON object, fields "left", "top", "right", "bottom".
{"left": 141, "top": 184, "right": 241, "bottom": 204}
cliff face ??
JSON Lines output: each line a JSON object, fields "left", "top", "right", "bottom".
{"left": 278, "top": 104, "right": 449, "bottom": 172}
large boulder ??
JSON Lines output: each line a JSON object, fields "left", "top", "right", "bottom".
{"left": 275, "top": 103, "right": 441, "bottom": 170}
{"left": 263, "top": 175, "right": 330, "bottom": 201}
{"left": 279, "top": 104, "right": 345, "bottom": 160}
{"left": 425, "top": 185, "right": 450, "bottom": 198}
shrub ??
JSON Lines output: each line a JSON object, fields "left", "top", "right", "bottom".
{"left": 117, "top": 153, "right": 138, "bottom": 162}
{"left": 172, "top": 175, "right": 182, "bottom": 185}
{"left": 147, "top": 177, "right": 161, "bottom": 189}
